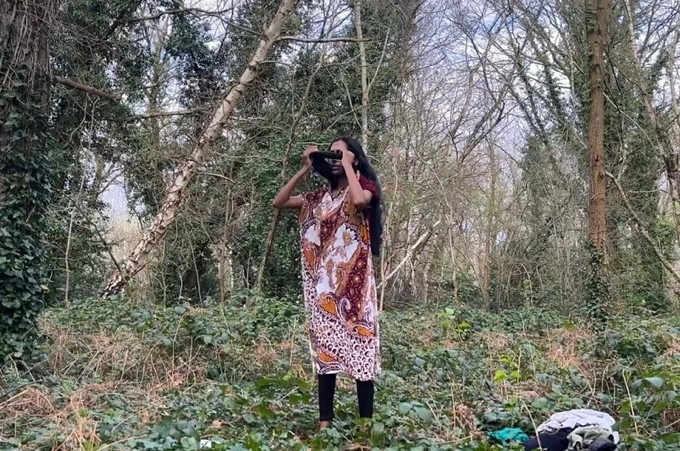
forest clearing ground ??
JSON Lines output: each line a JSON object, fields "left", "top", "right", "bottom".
{"left": 1, "top": 297, "right": 680, "bottom": 451}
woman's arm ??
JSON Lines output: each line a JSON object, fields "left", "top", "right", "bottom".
{"left": 272, "top": 168, "right": 309, "bottom": 209}
{"left": 273, "top": 146, "right": 316, "bottom": 209}
{"left": 342, "top": 153, "right": 373, "bottom": 211}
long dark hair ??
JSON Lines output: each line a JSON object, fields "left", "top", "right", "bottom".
{"left": 312, "top": 136, "right": 383, "bottom": 256}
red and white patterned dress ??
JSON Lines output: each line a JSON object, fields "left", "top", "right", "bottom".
{"left": 299, "top": 177, "right": 381, "bottom": 381}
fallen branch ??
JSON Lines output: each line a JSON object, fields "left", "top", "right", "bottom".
{"left": 607, "top": 171, "right": 680, "bottom": 284}
{"left": 54, "top": 76, "right": 121, "bottom": 102}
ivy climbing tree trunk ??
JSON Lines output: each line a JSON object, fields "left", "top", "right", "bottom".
{"left": 585, "top": 0, "right": 610, "bottom": 323}
{"left": 0, "top": 0, "right": 60, "bottom": 357}
{"left": 101, "top": 0, "right": 299, "bottom": 298}
{"left": 586, "top": 0, "right": 609, "bottom": 252}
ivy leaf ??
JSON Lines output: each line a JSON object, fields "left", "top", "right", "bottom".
{"left": 644, "top": 377, "right": 664, "bottom": 389}
{"left": 371, "top": 422, "right": 385, "bottom": 435}
{"left": 398, "top": 402, "right": 413, "bottom": 415}
{"left": 414, "top": 406, "right": 433, "bottom": 422}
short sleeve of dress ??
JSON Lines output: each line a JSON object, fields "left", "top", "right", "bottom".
{"left": 359, "top": 177, "right": 380, "bottom": 204}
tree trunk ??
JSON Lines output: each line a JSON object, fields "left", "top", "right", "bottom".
{"left": 354, "top": 0, "right": 369, "bottom": 147}
{"left": 586, "top": 0, "right": 610, "bottom": 251}
{"left": 482, "top": 144, "right": 498, "bottom": 312}
{"left": 101, "top": 0, "right": 299, "bottom": 298}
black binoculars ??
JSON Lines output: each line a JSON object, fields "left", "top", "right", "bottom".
{"left": 312, "top": 150, "right": 342, "bottom": 160}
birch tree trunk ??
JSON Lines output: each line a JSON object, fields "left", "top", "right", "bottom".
{"left": 101, "top": 0, "right": 298, "bottom": 298}
{"left": 586, "top": 0, "right": 610, "bottom": 251}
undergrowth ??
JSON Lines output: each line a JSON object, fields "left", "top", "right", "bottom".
{"left": 1, "top": 296, "right": 679, "bottom": 450}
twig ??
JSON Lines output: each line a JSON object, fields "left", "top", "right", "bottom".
{"left": 113, "top": 7, "right": 256, "bottom": 37}
{"left": 199, "top": 172, "right": 236, "bottom": 183}
{"left": 367, "top": 31, "right": 390, "bottom": 96}
{"left": 622, "top": 371, "right": 640, "bottom": 436}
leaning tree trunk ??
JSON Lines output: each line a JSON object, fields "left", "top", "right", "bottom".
{"left": 586, "top": 0, "right": 609, "bottom": 251}
{"left": 0, "top": 0, "right": 60, "bottom": 355}
{"left": 101, "top": 0, "right": 299, "bottom": 298}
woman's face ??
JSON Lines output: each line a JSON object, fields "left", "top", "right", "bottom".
{"left": 330, "top": 140, "right": 351, "bottom": 176}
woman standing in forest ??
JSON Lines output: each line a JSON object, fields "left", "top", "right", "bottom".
{"left": 273, "top": 136, "right": 382, "bottom": 429}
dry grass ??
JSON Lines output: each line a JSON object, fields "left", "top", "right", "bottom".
{"left": 1, "top": 382, "right": 116, "bottom": 450}
{"left": 0, "top": 378, "right": 173, "bottom": 451}
{"left": 663, "top": 409, "right": 680, "bottom": 431}
{"left": 662, "top": 334, "right": 680, "bottom": 362}
{"left": 38, "top": 314, "right": 211, "bottom": 390}
{"left": 546, "top": 328, "right": 594, "bottom": 372}
{"left": 0, "top": 317, "right": 209, "bottom": 451}
{"left": 480, "top": 332, "right": 510, "bottom": 351}
{"left": 451, "top": 403, "right": 482, "bottom": 439}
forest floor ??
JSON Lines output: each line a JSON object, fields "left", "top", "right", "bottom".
{"left": 1, "top": 296, "right": 680, "bottom": 451}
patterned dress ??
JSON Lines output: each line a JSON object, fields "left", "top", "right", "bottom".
{"left": 300, "top": 177, "right": 381, "bottom": 381}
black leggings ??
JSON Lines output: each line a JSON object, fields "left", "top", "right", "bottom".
{"left": 318, "top": 374, "right": 374, "bottom": 422}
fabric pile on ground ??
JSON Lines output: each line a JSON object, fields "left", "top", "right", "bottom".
{"left": 523, "top": 409, "right": 619, "bottom": 451}
{"left": 489, "top": 427, "right": 529, "bottom": 445}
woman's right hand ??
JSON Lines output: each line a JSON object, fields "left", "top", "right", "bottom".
{"left": 302, "top": 146, "right": 317, "bottom": 171}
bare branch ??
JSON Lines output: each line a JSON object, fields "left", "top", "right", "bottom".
{"left": 54, "top": 76, "right": 121, "bottom": 102}
{"left": 276, "top": 36, "right": 370, "bottom": 43}
{"left": 607, "top": 171, "right": 680, "bottom": 285}
{"left": 121, "top": 108, "right": 209, "bottom": 121}
{"left": 378, "top": 220, "right": 441, "bottom": 290}
{"left": 114, "top": 8, "right": 257, "bottom": 36}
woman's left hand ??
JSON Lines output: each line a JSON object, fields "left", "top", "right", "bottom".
{"left": 342, "top": 149, "right": 355, "bottom": 167}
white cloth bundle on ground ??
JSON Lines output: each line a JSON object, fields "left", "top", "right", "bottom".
{"left": 536, "top": 409, "right": 620, "bottom": 444}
